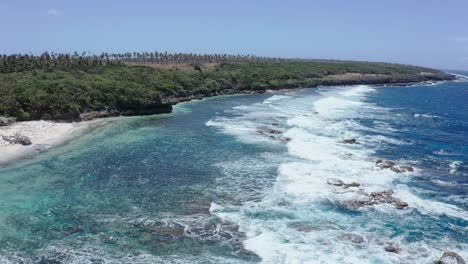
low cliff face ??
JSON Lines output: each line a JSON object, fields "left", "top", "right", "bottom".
{"left": 0, "top": 62, "right": 455, "bottom": 122}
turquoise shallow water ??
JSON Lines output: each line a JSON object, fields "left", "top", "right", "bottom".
{"left": 0, "top": 76, "right": 467, "bottom": 263}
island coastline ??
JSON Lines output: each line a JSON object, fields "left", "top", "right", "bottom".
{"left": 0, "top": 76, "right": 457, "bottom": 167}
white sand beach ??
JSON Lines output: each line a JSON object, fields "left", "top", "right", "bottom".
{"left": 0, "top": 120, "right": 91, "bottom": 166}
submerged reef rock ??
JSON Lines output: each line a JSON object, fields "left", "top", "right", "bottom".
{"left": 339, "top": 233, "right": 366, "bottom": 245}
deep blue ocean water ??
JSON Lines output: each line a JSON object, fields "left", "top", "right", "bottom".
{"left": 0, "top": 74, "right": 467, "bottom": 263}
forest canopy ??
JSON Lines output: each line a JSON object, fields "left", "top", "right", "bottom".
{"left": 0, "top": 52, "right": 454, "bottom": 121}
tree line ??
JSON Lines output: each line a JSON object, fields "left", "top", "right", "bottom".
{"left": 0, "top": 51, "right": 313, "bottom": 73}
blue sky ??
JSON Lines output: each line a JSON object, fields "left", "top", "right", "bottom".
{"left": 1, "top": 0, "right": 467, "bottom": 70}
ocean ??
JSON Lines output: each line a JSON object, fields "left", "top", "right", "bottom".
{"left": 0, "top": 74, "right": 467, "bottom": 263}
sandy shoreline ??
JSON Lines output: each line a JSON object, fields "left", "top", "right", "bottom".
{"left": 0, "top": 120, "right": 99, "bottom": 166}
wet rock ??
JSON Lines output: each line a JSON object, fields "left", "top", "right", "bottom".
{"left": 289, "top": 221, "right": 338, "bottom": 232}
{"left": 344, "top": 182, "right": 361, "bottom": 188}
{"left": 336, "top": 190, "right": 409, "bottom": 210}
{"left": 375, "top": 159, "right": 383, "bottom": 164}
{"left": 0, "top": 116, "right": 15, "bottom": 126}
{"left": 265, "top": 128, "right": 282, "bottom": 134}
{"left": 335, "top": 198, "right": 371, "bottom": 210}
{"left": 327, "top": 178, "right": 360, "bottom": 188}
{"left": 436, "top": 251, "right": 466, "bottom": 264}
{"left": 370, "top": 190, "right": 408, "bottom": 209}
{"left": 394, "top": 200, "right": 408, "bottom": 209}
{"left": 327, "top": 178, "right": 345, "bottom": 186}
{"left": 280, "top": 137, "right": 291, "bottom": 143}
{"left": 400, "top": 165, "right": 414, "bottom": 172}
{"left": 377, "top": 160, "right": 396, "bottom": 169}
{"left": 271, "top": 123, "right": 279, "bottom": 126}
{"left": 340, "top": 233, "right": 366, "bottom": 244}
{"left": 390, "top": 167, "right": 402, "bottom": 173}
{"left": 341, "top": 138, "right": 360, "bottom": 144}
{"left": 2, "top": 133, "right": 32, "bottom": 145}
{"left": 384, "top": 244, "right": 399, "bottom": 253}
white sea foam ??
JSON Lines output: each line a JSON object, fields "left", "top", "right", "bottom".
{"left": 449, "top": 161, "right": 463, "bottom": 174}
{"left": 207, "top": 85, "right": 467, "bottom": 263}
{"left": 414, "top": 113, "right": 441, "bottom": 118}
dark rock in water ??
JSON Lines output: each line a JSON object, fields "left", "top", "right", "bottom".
{"left": 65, "top": 226, "right": 84, "bottom": 235}
{"left": 377, "top": 160, "right": 396, "bottom": 169}
{"left": 0, "top": 116, "right": 16, "bottom": 126}
{"left": 341, "top": 138, "right": 360, "bottom": 144}
{"left": 344, "top": 182, "right": 361, "bottom": 188}
{"left": 384, "top": 244, "right": 399, "bottom": 253}
{"left": 390, "top": 167, "right": 402, "bottom": 173}
{"left": 265, "top": 128, "right": 282, "bottom": 134}
{"left": 280, "top": 137, "right": 291, "bottom": 143}
{"left": 272, "top": 123, "right": 279, "bottom": 126}
{"left": 327, "top": 178, "right": 345, "bottom": 186}
{"left": 436, "top": 251, "right": 466, "bottom": 264}
{"left": 400, "top": 165, "right": 414, "bottom": 172}
{"left": 289, "top": 221, "right": 338, "bottom": 232}
{"left": 370, "top": 190, "right": 408, "bottom": 209}
{"left": 394, "top": 200, "right": 408, "bottom": 209}
{"left": 336, "top": 189, "right": 409, "bottom": 210}
{"left": 340, "top": 233, "right": 366, "bottom": 244}
{"left": 2, "top": 133, "right": 32, "bottom": 146}
{"left": 327, "top": 178, "right": 360, "bottom": 188}
{"left": 335, "top": 199, "right": 370, "bottom": 210}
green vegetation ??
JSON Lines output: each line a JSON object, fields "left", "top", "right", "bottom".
{"left": 0, "top": 52, "right": 454, "bottom": 121}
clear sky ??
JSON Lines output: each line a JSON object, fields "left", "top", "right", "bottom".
{"left": 1, "top": 0, "right": 467, "bottom": 70}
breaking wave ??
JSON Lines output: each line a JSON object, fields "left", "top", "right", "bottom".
{"left": 207, "top": 85, "right": 467, "bottom": 263}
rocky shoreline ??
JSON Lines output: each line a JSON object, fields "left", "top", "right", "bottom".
{"left": 0, "top": 72, "right": 456, "bottom": 125}
{"left": 0, "top": 75, "right": 457, "bottom": 166}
